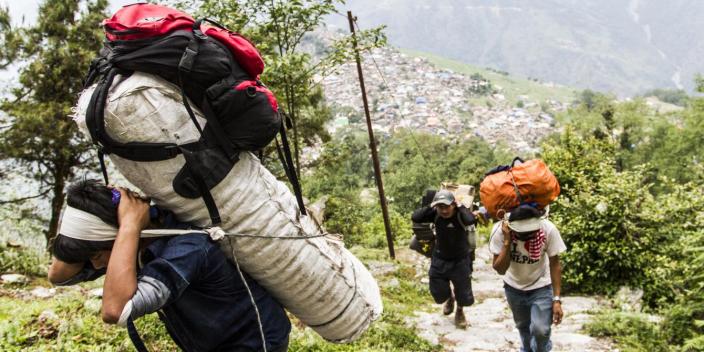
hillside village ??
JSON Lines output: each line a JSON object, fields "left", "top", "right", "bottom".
{"left": 319, "top": 45, "right": 570, "bottom": 154}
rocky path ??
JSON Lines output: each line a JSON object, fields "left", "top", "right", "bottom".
{"left": 406, "top": 246, "right": 615, "bottom": 352}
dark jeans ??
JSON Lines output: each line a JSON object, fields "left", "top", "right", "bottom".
{"left": 504, "top": 284, "right": 553, "bottom": 352}
{"left": 428, "top": 254, "right": 474, "bottom": 306}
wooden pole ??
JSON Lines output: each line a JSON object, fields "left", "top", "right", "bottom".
{"left": 347, "top": 11, "right": 395, "bottom": 259}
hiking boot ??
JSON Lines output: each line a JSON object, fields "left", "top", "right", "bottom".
{"left": 443, "top": 297, "right": 455, "bottom": 315}
{"left": 455, "top": 307, "right": 468, "bottom": 329}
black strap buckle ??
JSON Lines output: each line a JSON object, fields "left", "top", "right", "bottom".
{"left": 178, "top": 46, "right": 198, "bottom": 73}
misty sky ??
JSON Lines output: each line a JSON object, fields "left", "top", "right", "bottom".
{"left": 0, "top": 0, "right": 136, "bottom": 84}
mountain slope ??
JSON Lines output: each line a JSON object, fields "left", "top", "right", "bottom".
{"left": 329, "top": 0, "right": 704, "bottom": 96}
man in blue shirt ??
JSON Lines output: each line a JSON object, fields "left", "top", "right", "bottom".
{"left": 48, "top": 180, "right": 291, "bottom": 351}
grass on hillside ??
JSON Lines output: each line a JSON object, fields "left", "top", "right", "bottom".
{"left": 0, "top": 245, "right": 440, "bottom": 351}
{"left": 399, "top": 48, "right": 577, "bottom": 108}
{"left": 584, "top": 310, "right": 669, "bottom": 352}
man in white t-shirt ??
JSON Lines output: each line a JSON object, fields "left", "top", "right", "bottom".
{"left": 489, "top": 204, "right": 566, "bottom": 352}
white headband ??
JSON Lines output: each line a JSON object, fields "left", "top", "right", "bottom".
{"left": 58, "top": 206, "right": 205, "bottom": 241}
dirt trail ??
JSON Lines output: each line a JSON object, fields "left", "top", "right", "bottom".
{"left": 407, "top": 246, "right": 615, "bottom": 352}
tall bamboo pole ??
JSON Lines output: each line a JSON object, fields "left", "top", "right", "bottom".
{"left": 347, "top": 11, "right": 395, "bottom": 259}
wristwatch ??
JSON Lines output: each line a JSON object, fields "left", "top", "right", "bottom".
{"left": 552, "top": 296, "right": 561, "bottom": 303}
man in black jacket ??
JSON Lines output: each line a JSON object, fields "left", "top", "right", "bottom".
{"left": 412, "top": 190, "right": 478, "bottom": 328}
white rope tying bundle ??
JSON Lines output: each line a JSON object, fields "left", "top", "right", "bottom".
{"left": 225, "top": 235, "right": 267, "bottom": 352}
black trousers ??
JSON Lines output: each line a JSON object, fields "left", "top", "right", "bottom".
{"left": 428, "top": 254, "right": 474, "bottom": 307}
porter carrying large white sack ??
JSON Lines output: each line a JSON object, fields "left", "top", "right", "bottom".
{"left": 74, "top": 3, "right": 381, "bottom": 342}
{"left": 74, "top": 72, "right": 382, "bottom": 342}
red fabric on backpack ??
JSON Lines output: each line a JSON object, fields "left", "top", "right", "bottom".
{"left": 479, "top": 159, "right": 560, "bottom": 219}
{"left": 103, "top": 3, "right": 194, "bottom": 41}
{"left": 203, "top": 26, "right": 264, "bottom": 78}
{"left": 103, "top": 4, "right": 265, "bottom": 79}
{"left": 235, "top": 81, "right": 278, "bottom": 111}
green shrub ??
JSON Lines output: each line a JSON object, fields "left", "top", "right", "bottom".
{"left": 361, "top": 209, "right": 412, "bottom": 249}
{"left": 0, "top": 242, "right": 47, "bottom": 277}
{"left": 543, "top": 131, "right": 678, "bottom": 303}
{"left": 323, "top": 193, "right": 375, "bottom": 247}
{"left": 682, "top": 335, "right": 704, "bottom": 352}
{"left": 0, "top": 292, "right": 176, "bottom": 351}
{"left": 584, "top": 311, "right": 668, "bottom": 352}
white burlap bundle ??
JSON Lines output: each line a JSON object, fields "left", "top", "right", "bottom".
{"left": 73, "top": 72, "right": 382, "bottom": 342}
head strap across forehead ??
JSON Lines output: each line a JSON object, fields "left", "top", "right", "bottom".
{"left": 58, "top": 206, "right": 206, "bottom": 241}
{"left": 58, "top": 206, "right": 118, "bottom": 241}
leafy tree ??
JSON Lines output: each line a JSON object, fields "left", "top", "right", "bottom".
{"left": 468, "top": 73, "right": 492, "bottom": 95}
{"left": 641, "top": 88, "right": 689, "bottom": 107}
{"left": 0, "top": 0, "right": 108, "bottom": 246}
{"left": 178, "top": 0, "right": 386, "bottom": 175}
{"left": 572, "top": 89, "right": 613, "bottom": 112}
{"left": 541, "top": 127, "right": 700, "bottom": 306}
{"left": 382, "top": 130, "right": 503, "bottom": 213}
{"left": 660, "top": 179, "right": 704, "bottom": 346}
{"left": 636, "top": 97, "right": 704, "bottom": 188}
{"left": 303, "top": 128, "right": 373, "bottom": 198}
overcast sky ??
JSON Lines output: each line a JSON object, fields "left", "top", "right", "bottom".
{"left": 0, "top": 0, "right": 137, "bottom": 84}
{"left": 4, "top": 0, "right": 137, "bottom": 25}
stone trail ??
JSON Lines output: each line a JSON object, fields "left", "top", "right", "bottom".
{"left": 406, "top": 246, "right": 615, "bottom": 352}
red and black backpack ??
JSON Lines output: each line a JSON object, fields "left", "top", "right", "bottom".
{"left": 84, "top": 3, "right": 305, "bottom": 225}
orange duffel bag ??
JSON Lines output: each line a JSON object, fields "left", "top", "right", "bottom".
{"left": 479, "top": 158, "right": 560, "bottom": 219}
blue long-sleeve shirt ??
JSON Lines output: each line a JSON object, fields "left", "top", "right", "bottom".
{"left": 136, "top": 233, "right": 291, "bottom": 351}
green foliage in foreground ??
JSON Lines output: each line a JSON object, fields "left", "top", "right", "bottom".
{"left": 541, "top": 130, "right": 691, "bottom": 305}
{"left": 555, "top": 96, "right": 704, "bottom": 350}
{"left": 584, "top": 311, "right": 669, "bottom": 352}
{"left": 0, "top": 243, "right": 47, "bottom": 277}
{"left": 0, "top": 289, "right": 177, "bottom": 351}
{"left": 0, "top": 247, "right": 438, "bottom": 351}
{"left": 322, "top": 194, "right": 412, "bottom": 249}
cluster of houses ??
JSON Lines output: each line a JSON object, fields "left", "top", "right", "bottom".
{"left": 319, "top": 46, "right": 568, "bottom": 154}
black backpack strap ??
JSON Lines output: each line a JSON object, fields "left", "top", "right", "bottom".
{"left": 200, "top": 97, "right": 238, "bottom": 160}
{"left": 83, "top": 56, "right": 109, "bottom": 89}
{"left": 277, "top": 118, "right": 306, "bottom": 216}
{"left": 98, "top": 150, "right": 110, "bottom": 185}
{"left": 180, "top": 145, "right": 222, "bottom": 226}
{"left": 126, "top": 317, "right": 149, "bottom": 352}
{"left": 176, "top": 35, "right": 205, "bottom": 138}
{"left": 177, "top": 31, "right": 238, "bottom": 162}
{"left": 85, "top": 67, "right": 183, "bottom": 162}
{"left": 457, "top": 210, "right": 468, "bottom": 233}
{"left": 275, "top": 139, "right": 293, "bottom": 189}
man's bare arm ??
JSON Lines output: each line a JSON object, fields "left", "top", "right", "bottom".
{"left": 549, "top": 255, "right": 563, "bottom": 325}
{"left": 48, "top": 258, "right": 84, "bottom": 285}
{"left": 101, "top": 189, "right": 150, "bottom": 324}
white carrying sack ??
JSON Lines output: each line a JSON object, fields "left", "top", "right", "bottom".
{"left": 73, "top": 72, "right": 382, "bottom": 342}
